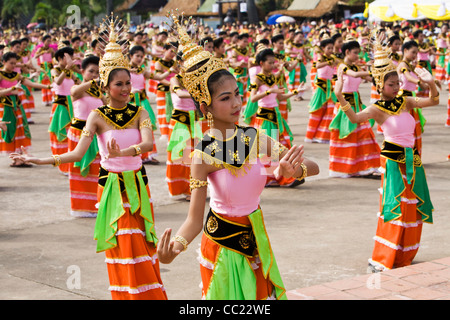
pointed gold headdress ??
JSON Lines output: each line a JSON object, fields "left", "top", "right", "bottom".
{"left": 371, "top": 29, "right": 397, "bottom": 90}
{"left": 166, "top": 10, "right": 227, "bottom": 106}
{"left": 98, "top": 14, "right": 130, "bottom": 87}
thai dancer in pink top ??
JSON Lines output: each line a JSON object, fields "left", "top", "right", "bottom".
{"left": 68, "top": 55, "right": 106, "bottom": 218}
{"left": 157, "top": 15, "right": 319, "bottom": 299}
{"left": 334, "top": 35, "right": 438, "bottom": 272}
{"left": 305, "top": 35, "right": 337, "bottom": 143}
{"left": 49, "top": 46, "right": 80, "bottom": 174}
{"left": 328, "top": 37, "right": 380, "bottom": 178}
{"left": 11, "top": 19, "right": 167, "bottom": 299}
{"left": 397, "top": 40, "right": 425, "bottom": 156}
{"left": 34, "top": 35, "right": 54, "bottom": 106}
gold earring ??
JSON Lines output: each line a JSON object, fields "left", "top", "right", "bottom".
{"left": 206, "top": 112, "right": 214, "bottom": 127}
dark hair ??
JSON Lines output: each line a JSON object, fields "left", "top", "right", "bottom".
{"left": 341, "top": 40, "right": 360, "bottom": 55}
{"left": 42, "top": 35, "right": 51, "bottom": 42}
{"left": 55, "top": 46, "right": 74, "bottom": 61}
{"left": 402, "top": 40, "right": 418, "bottom": 53}
{"left": 129, "top": 45, "right": 145, "bottom": 56}
{"left": 388, "top": 34, "right": 401, "bottom": 45}
{"left": 91, "top": 39, "right": 99, "bottom": 48}
{"left": 71, "top": 36, "right": 81, "bottom": 43}
{"left": 255, "top": 48, "right": 275, "bottom": 64}
{"left": 331, "top": 33, "right": 342, "bottom": 42}
{"left": 157, "top": 31, "right": 168, "bottom": 37}
{"left": 2, "top": 51, "right": 19, "bottom": 62}
{"left": 199, "top": 36, "right": 213, "bottom": 47}
{"left": 213, "top": 37, "right": 224, "bottom": 49}
{"left": 163, "top": 41, "right": 178, "bottom": 50}
{"left": 9, "top": 40, "right": 21, "bottom": 48}
{"left": 271, "top": 34, "right": 284, "bottom": 44}
{"left": 229, "top": 31, "right": 238, "bottom": 38}
{"left": 413, "top": 30, "right": 423, "bottom": 38}
{"left": 81, "top": 55, "right": 99, "bottom": 70}
{"left": 20, "top": 37, "right": 29, "bottom": 44}
{"left": 320, "top": 38, "right": 335, "bottom": 48}
{"left": 237, "top": 33, "right": 249, "bottom": 40}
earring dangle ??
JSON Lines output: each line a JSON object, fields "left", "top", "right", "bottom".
{"left": 206, "top": 112, "right": 214, "bottom": 127}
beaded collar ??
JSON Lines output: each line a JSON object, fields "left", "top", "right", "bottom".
{"left": 96, "top": 104, "right": 141, "bottom": 129}
{"left": 374, "top": 96, "right": 406, "bottom": 115}
{"left": 192, "top": 125, "right": 258, "bottom": 176}
{"left": 0, "top": 70, "right": 19, "bottom": 81}
{"left": 256, "top": 73, "right": 276, "bottom": 87}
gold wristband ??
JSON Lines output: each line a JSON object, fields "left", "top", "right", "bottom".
{"left": 172, "top": 235, "right": 188, "bottom": 252}
{"left": 265, "top": 90, "right": 270, "bottom": 95}
{"left": 52, "top": 154, "right": 61, "bottom": 167}
{"left": 297, "top": 163, "right": 307, "bottom": 181}
{"left": 429, "top": 92, "right": 440, "bottom": 102}
{"left": 292, "top": 89, "right": 298, "bottom": 95}
{"left": 131, "top": 144, "right": 141, "bottom": 157}
{"left": 340, "top": 102, "right": 351, "bottom": 112}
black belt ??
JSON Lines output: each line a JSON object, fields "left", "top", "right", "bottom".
{"left": 157, "top": 84, "right": 170, "bottom": 92}
{"left": 203, "top": 209, "right": 256, "bottom": 257}
{"left": 98, "top": 166, "right": 148, "bottom": 193}
{"left": 256, "top": 107, "right": 277, "bottom": 124}
{"left": 171, "top": 109, "right": 197, "bottom": 126}
{"left": 70, "top": 118, "right": 86, "bottom": 130}
{"left": 315, "top": 77, "right": 329, "bottom": 92}
{"left": 54, "top": 95, "right": 69, "bottom": 108}
{"left": 0, "top": 95, "right": 19, "bottom": 107}
{"left": 381, "top": 141, "right": 421, "bottom": 166}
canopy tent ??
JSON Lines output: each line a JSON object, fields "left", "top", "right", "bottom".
{"left": 365, "top": 0, "right": 450, "bottom": 22}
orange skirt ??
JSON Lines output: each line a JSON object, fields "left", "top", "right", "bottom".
{"left": 0, "top": 102, "right": 31, "bottom": 155}
{"left": 156, "top": 90, "right": 170, "bottom": 138}
{"left": 305, "top": 99, "right": 334, "bottom": 143}
{"left": 49, "top": 103, "right": 69, "bottom": 174}
{"left": 369, "top": 157, "right": 424, "bottom": 270}
{"left": 67, "top": 127, "right": 100, "bottom": 217}
{"left": 41, "top": 78, "right": 53, "bottom": 104}
{"left": 329, "top": 121, "right": 381, "bottom": 177}
{"left": 199, "top": 214, "right": 275, "bottom": 300}
{"left": 98, "top": 185, "right": 167, "bottom": 300}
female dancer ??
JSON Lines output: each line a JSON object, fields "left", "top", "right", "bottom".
{"left": 334, "top": 38, "right": 437, "bottom": 272}
{"left": 397, "top": 40, "right": 425, "bottom": 156}
{"left": 129, "top": 45, "right": 177, "bottom": 164}
{"left": 166, "top": 69, "right": 203, "bottom": 199}
{"left": 49, "top": 46, "right": 80, "bottom": 174}
{"left": 34, "top": 35, "right": 54, "bottom": 106}
{"left": 11, "top": 19, "right": 167, "bottom": 299}
{"left": 68, "top": 55, "right": 105, "bottom": 218}
{"left": 157, "top": 14, "right": 319, "bottom": 300}
{"left": 305, "top": 34, "right": 337, "bottom": 143}
{"left": 328, "top": 37, "right": 380, "bottom": 178}
{"left": 0, "top": 52, "right": 51, "bottom": 166}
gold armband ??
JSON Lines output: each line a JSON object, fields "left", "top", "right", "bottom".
{"left": 81, "top": 127, "right": 91, "bottom": 137}
{"left": 171, "top": 235, "right": 188, "bottom": 252}
{"left": 131, "top": 144, "right": 141, "bottom": 157}
{"left": 52, "top": 154, "right": 61, "bottom": 167}
{"left": 139, "top": 118, "right": 152, "bottom": 130}
{"left": 340, "top": 102, "right": 351, "bottom": 112}
{"left": 189, "top": 176, "right": 208, "bottom": 191}
{"left": 297, "top": 163, "right": 308, "bottom": 181}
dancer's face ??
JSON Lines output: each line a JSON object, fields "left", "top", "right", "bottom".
{"left": 82, "top": 64, "right": 99, "bottom": 82}
{"left": 107, "top": 69, "right": 131, "bottom": 104}
{"left": 381, "top": 73, "right": 400, "bottom": 99}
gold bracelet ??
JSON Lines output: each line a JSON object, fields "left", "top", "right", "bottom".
{"left": 297, "top": 163, "right": 307, "bottom": 181}
{"left": 265, "top": 90, "right": 270, "bottom": 95}
{"left": 171, "top": 235, "right": 188, "bottom": 252}
{"left": 429, "top": 92, "right": 440, "bottom": 102}
{"left": 131, "top": 144, "right": 141, "bottom": 157}
{"left": 51, "top": 154, "right": 61, "bottom": 167}
{"left": 340, "top": 102, "right": 351, "bottom": 112}
{"left": 292, "top": 89, "right": 298, "bottom": 95}
{"left": 189, "top": 176, "right": 208, "bottom": 191}
{"left": 47, "top": 84, "right": 52, "bottom": 89}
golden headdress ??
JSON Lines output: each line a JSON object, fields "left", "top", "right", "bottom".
{"left": 371, "top": 29, "right": 397, "bottom": 89}
{"left": 166, "top": 10, "right": 227, "bottom": 106}
{"left": 98, "top": 14, "right": 130, "bottom": 87}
